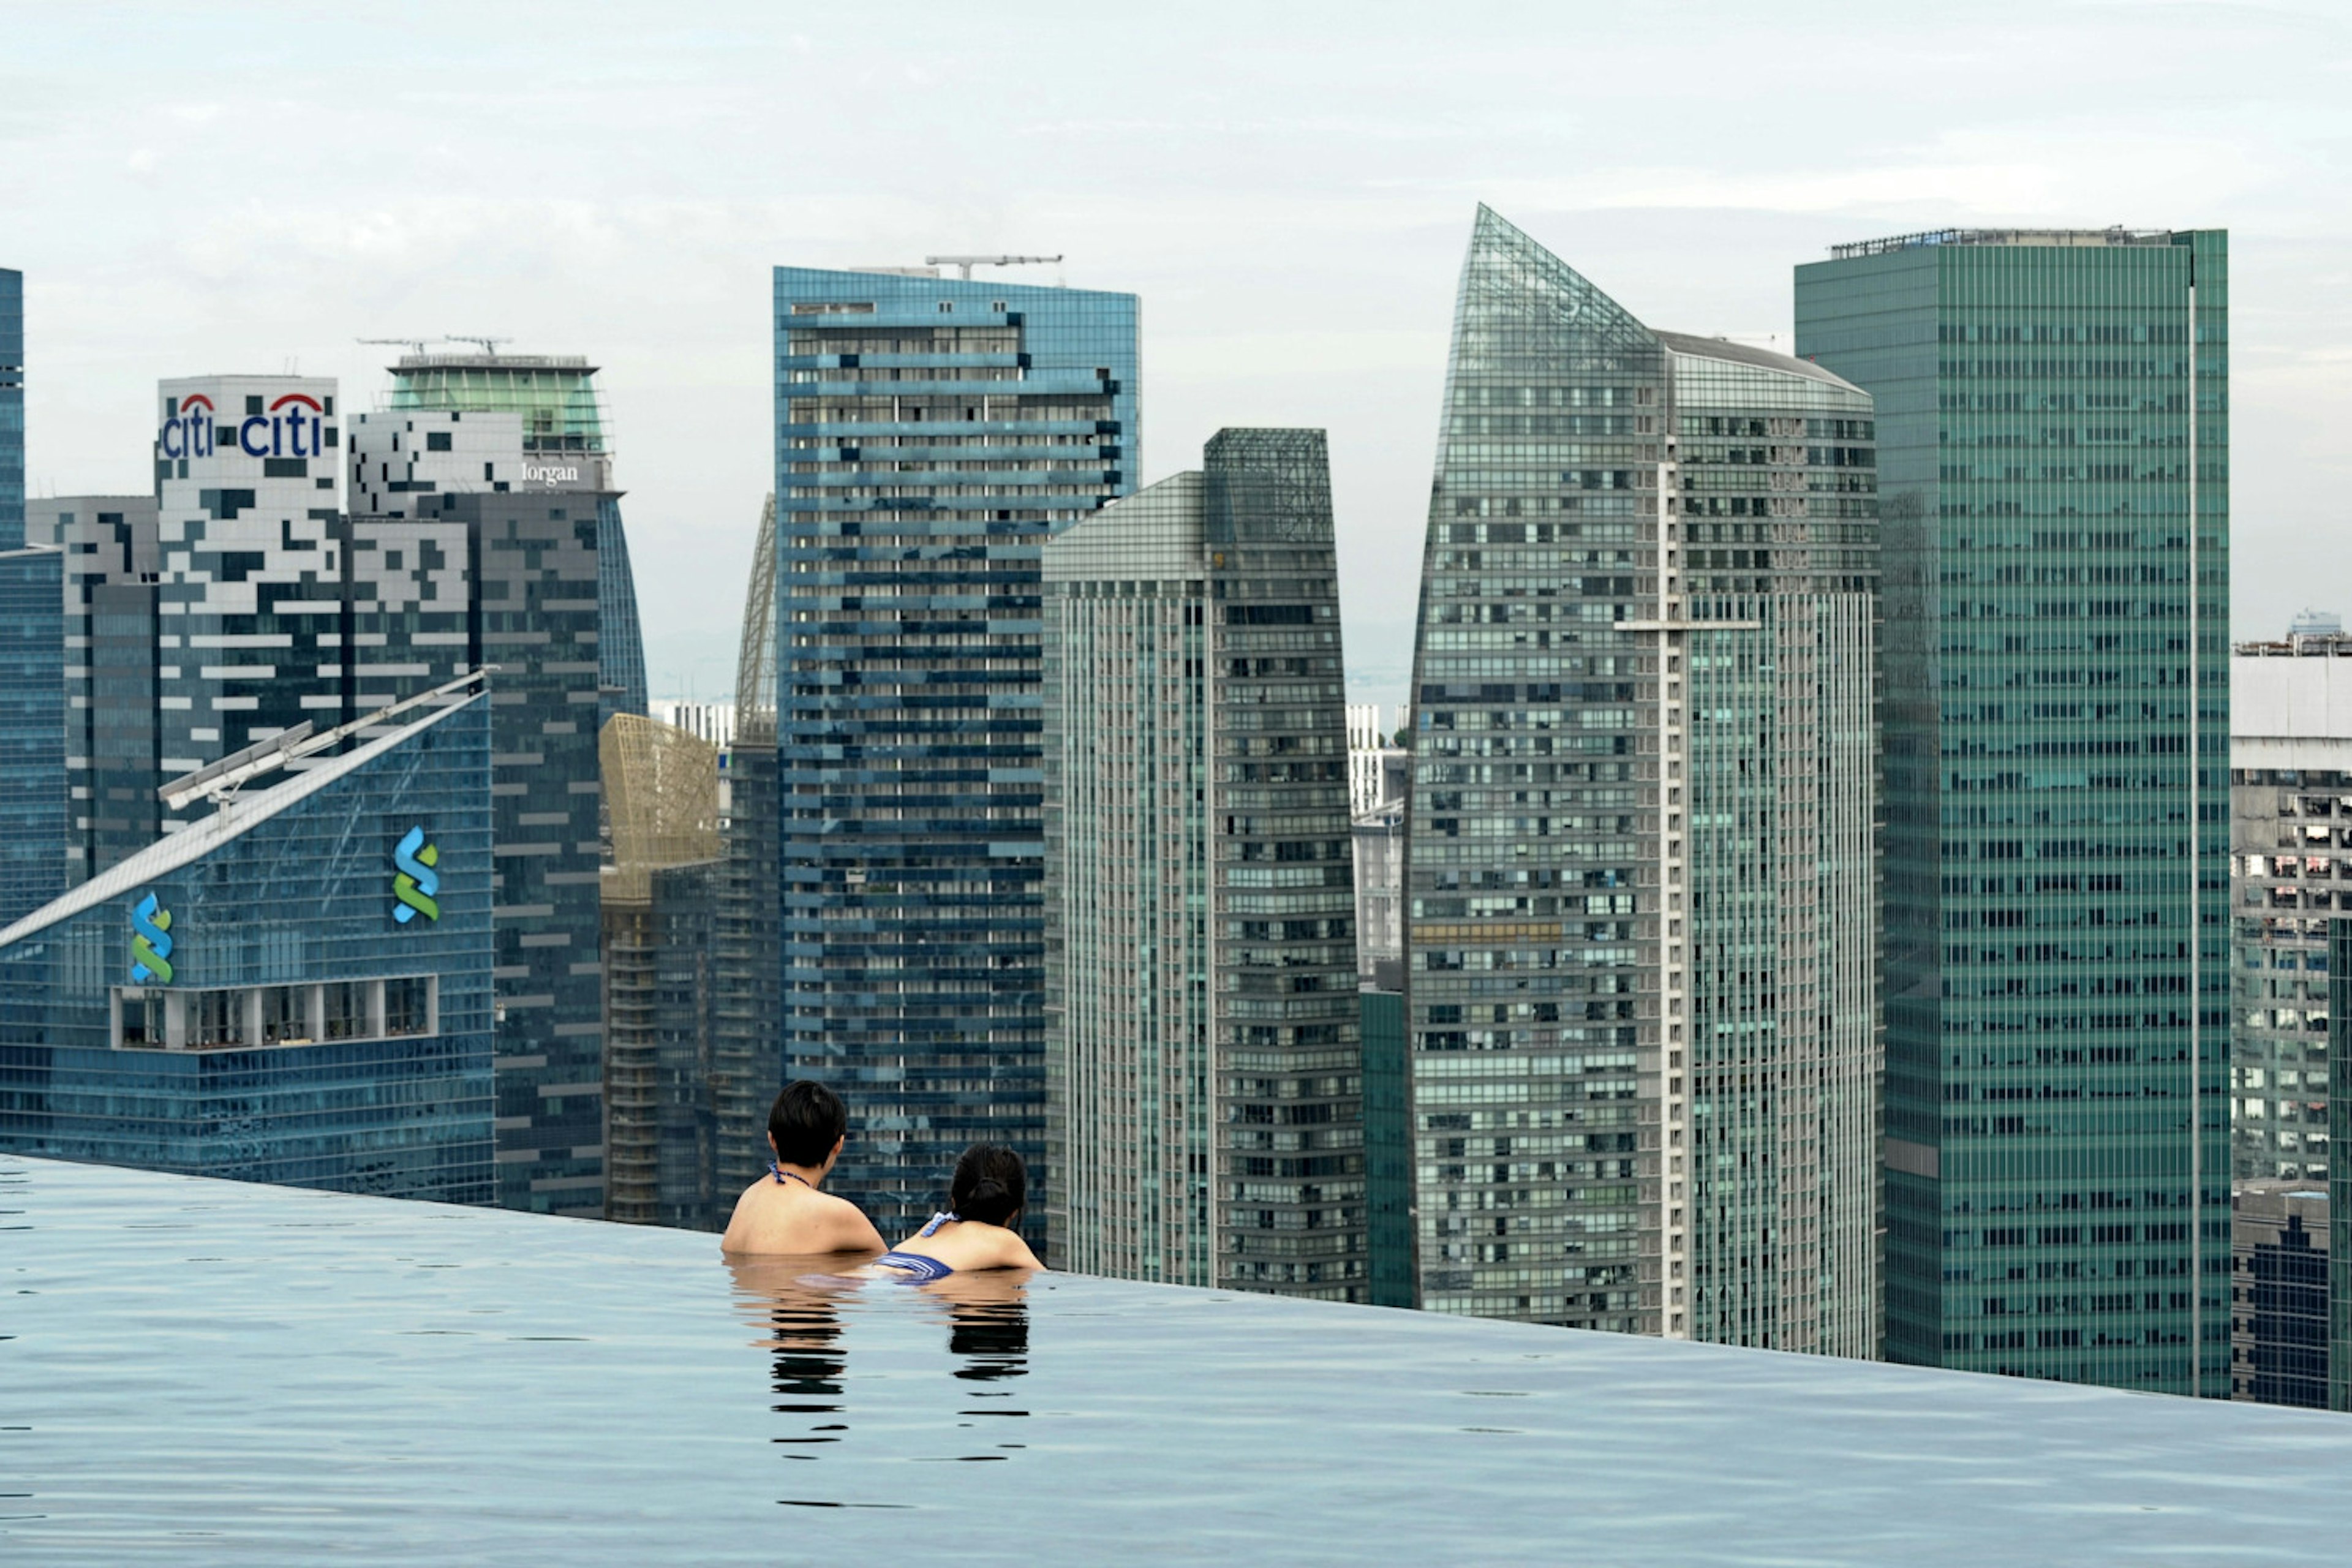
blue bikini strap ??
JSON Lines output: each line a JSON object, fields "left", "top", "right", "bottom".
{"left": 769, "top": 1162, "right": 812, "bottom": 1188}
{"left": 916, "top": 1210, "right": 958, "bottom": 1238}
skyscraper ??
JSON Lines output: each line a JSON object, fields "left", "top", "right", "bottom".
{"left": 360, "top": 351, "right": 649, "bottom": 723}
{"left": 1404, "top": 208, "right": 1881, "bottom": 1349}
{"left": 34, "top": 496, "right": 164, "bottom": 881}
{"left": 0, "top": 539, "right": 63, "bottom": 929}
{"left": 348, "top": 351, "right": 651, "bottom": 1216}
{"left": 1798, "top": 226, "right": 2229, "bottom": 1395}
{"left": 1043, "top": 428, "right": 1363, "bottom": 1295}
{"left": 0, "top": 268, "right": 20, "bottom": 545}
{"left": 773, "top": 265, "right": 1139, "bottom": 1243}
{"left": 151, "top": 375, "right": 345, "bottom": 791}
{"left": 2227, "top": 635, "right": 2350, "bottom": 1185}
{"left": 600, "top": 712, "right": 723, "bottom": 1229}
{"left": 712, "top": 496, "right": 780, "bottom": 1200}
{"left": 0, "top": 272, "right": 61, "bottom": 927}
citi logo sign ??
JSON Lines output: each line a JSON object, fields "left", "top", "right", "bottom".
{"left": 130, "top": 892, "right": 175, "bottom": 984}
{"left": 393, "top": 826, "right": 440, "bottom": 924}
{"left": 521, "top": 461, "right": 581, "bottom": 484}
{"left": 157, "top": 391, "right": 327, "bottom": 461}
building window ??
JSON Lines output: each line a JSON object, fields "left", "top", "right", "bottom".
{"left": 188, "top": 989, "right": 242, "bottom": 1048}
{"left": 259, "top": 985, "right": 309, "bottom": 1045}
{"left": 385, "top": 976, "right": 431, "bottom": 1038}
{"left": 324, "top": 981, "right": 367, "bottom": 1039}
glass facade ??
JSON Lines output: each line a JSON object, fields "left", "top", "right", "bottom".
{"left": 2227, "top": 644, "right": 2351, "bottom": 1185}
{"left": 595, "top": 493, "right": 649, "bottom": 723}
{"left": 40, "top": 497, "right": 163, "bottom": 881}
{"left": 1797, "top": 227, "right": 2230, "bottom": 1394}
{"left": 370, "top": 354, "right": 648, "bottom": 723}
{"left": 0, "top": 545, "right": 65, "bottom": 929}
{"left": 2229, "top": 1182, "right": 2329, "bottom": 1406}
{"left": 0, "top": 696, "right": 494, "bottom": 1200}
{"left": 0, "top": 268, "right": 20, "bottom": 548}
{"left": 2333, "top": 919, "right": 2352, "bottom": 1411}
{"left": 1404, "top": 209, "right": 1882, "bottom": 1348}
{"left": 773, "top": 266, "right": 1139, "bottom": 1245}
{"left": 1043, "top": 430, "right": 1363, "bottom": 1297}
{"left": 712, "top": 495, "right": 780, "bottom": 1200}
{"left": 347, "top": 380, "right": 627, "bottom": 1219}
{"left": 1361, "top": 984, "right": 1415, "bottom": 1306}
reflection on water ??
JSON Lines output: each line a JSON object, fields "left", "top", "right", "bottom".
{"left": 728, "top": 1260, "right": 1035, "bottom": 1494}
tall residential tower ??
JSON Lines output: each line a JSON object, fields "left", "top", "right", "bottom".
{"left": 1044, "top": 429, "right": 1363, "bottom": 1297}
{"left": 1797, "top": 226, "right": 2229, "bottom": 1395}
{"left": 773, "top": 265, "right": 1139, "bottom": 1243}
{"left": 1404, "top": 209, "right": 1881, "bottom": 1349}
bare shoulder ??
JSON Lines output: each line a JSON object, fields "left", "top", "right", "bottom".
{"left": 717, "top": 1179, "right": 772, "bottom": 1253}
{"left": 813, "top": 1189, "right": 886, "bottom": 1251}
{"left": 991, "top": 1227, "right": 1045, "bottom": 1270}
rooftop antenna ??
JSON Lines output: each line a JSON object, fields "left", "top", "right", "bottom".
{"left": 924, "top": 254, "right": 1062, "bottom": 282}
{"left": 443, "top": 335, "right": 511, "bottom": 356}
{"left": 358, "top": 336, "right": 434, "bottom": 357}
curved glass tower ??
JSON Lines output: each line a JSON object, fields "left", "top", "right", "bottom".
{"left": 1404, "top": 209, "right": 1881, "bottom": 1349}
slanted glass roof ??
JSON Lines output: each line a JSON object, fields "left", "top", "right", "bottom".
{"left": 8, "top": 1154, "right": 2348, "bottom": 1564}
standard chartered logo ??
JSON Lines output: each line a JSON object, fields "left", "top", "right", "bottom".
{"left": 393, "top": 826, "right": 441, "bottom": 925}
{"left": 130, "top": 892, "right": 175, "bottom": 984}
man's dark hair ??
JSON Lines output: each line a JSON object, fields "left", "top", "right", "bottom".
{"left": 767, "top": 1080, "right": 847, "bottom": 1167}
{"left": 950, "top": 1142, "right": 1027, "bottom": 1227}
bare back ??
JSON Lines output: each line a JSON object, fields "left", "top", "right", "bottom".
{"left": 883, "top": 1217, "right": 1043, "bottom": 1273}
{"left": 720, "top": 1177, "right": 886, "bottom": 1256}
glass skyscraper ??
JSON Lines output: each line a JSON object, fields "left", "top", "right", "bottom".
{"left": 1404, "top": 208, "right": 1882, "bottom": 1350}
{"left": 0, "top": 268, "right": 20, "bottom": 545}
{"left": 352, "top": 355, "right": 647, "bottom": 1217}
{"left": 33, "top": 496, "right": 162, "bottom": 882}
{"left": 774, "top": 265, "right": 1139, "bottom": 1243}
{"left": 0, "top": 270, "right": 66, "bottom": 929}
{"left": 1797, "top": 227, "right": 2230, "bottom": 1395}
{"left": 1042, "top": 429, "right": 1363, "bottom": 1297}
{"left": 0, "top": 543, "right": 64, "bottom": 930}
{"left": 0, "top": 694, "right": 494, "bottom": 1201}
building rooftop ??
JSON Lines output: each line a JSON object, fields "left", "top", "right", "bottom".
{"left": 388, "top": 353, "right": 594, "bottom": 372}
{"left": 8, "top": 1154, "right": 2350, "bottom": 1564}
{"left": 1653, "top": 330, "right": 1865, "bottom": 392}
{"left": 0, "top": 694, "right": 480, "bottom": 951}
{"left": 1828, "top": 227, "right": 2185, "bottom": 260}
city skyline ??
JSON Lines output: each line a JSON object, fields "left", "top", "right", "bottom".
{"left": 1, "top": 4, "right": 2345, "bottom": 714}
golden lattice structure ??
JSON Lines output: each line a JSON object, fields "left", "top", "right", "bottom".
{"left": 600, "top": 714, "right": 722, "bottom": 904}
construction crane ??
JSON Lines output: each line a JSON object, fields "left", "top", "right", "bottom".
{"left": 357, "top": 336, "right": 433, "bottom": 356}
{"left": 924, "top": 254, "right": 1062, "bottom": 281}
{"left": 442, "top": 335, "right": 511, "bottom": 356}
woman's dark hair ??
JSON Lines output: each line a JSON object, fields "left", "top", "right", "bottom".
{"left": 767, "top": 1080, "right": 847, "bottom": 1167}
{"left": 951, "top": 1143, "right": 1027, "bottom": 1227}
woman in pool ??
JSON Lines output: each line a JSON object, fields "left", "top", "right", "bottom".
{"left": 869, "top": 1143, "right": 1044, "bottom": 1283}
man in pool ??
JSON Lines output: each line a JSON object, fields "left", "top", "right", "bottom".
{"left": 719, "top": 1080, "right": 888, "bottom": 1256}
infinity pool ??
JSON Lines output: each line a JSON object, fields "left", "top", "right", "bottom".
{"left": 7, "top": 1154, "right": 2350, "bottom": 1564}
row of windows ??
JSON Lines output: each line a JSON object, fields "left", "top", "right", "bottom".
{"left": 115, "top": 976, "right": 439, "bottom": 1052}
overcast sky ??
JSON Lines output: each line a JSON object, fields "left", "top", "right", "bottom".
{"left": 5, "top": 1, "right": 2346, "bottom": 714}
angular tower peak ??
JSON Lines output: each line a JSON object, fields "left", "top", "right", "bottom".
{"left": 1456, "top": 205, "right": 1654, "bottom": 350}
